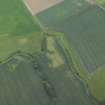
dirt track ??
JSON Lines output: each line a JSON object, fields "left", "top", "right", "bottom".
{"left": 25, "top": 0, "right": 64, "bottom": 15}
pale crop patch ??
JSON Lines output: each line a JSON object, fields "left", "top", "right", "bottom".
{"left": 24, "top": 0, "right": 64, "bottom": 15}
{"left": 47, "top": 36, "right": 64, "bottom": 68}
{"left": 18, "top": 38, "right": 28, "bottom": 45}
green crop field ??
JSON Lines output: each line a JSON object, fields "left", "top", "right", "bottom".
{"left": 37, "top": 0, "right": 105, "bottom": 74}
{"left": 0, "top": 0, "right": 40, "bottom": 34}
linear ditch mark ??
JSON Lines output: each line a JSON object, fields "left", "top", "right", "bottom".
{"left": 31, "top": 54, "right": 58, "bottom": 105}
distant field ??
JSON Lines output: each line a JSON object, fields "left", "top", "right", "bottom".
{"left": 0, "top": 0, "right": 40, "bottom": 35}
{"left": 37, "top": 0, "right": 105, "bottom": 73}
{"left": 37, "top": 0, "right": 89, "bottom": 29}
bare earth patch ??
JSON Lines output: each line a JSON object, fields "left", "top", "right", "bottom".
{"left": 85, "top": 0, "right": 96, "bottom": 5}
{"left": 24, "top": 0, "right": 64, "bottom": 15}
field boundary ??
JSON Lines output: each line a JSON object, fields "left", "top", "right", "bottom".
{"left": 45, "top": 31, "right": 89, "bottom": 82}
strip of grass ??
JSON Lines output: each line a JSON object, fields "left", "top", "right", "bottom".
{"left": 46, "top": 36, "right": 64, "bottom": 68}
{"left": 56, "top": 34, "right": 88, "bottom": 81}
{"left": 37, "top": 0, "right": 89, "bottom": 28}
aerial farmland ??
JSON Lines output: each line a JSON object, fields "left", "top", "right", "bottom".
{"left": 0, "top": 0, "right": 105, "bottom": 105}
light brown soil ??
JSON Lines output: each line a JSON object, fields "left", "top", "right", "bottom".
{"left": 24, "top": 0, "right": 64, "bottom": 15}
{"left": 86, "top": 0, "right": 96, "bottom": 5}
